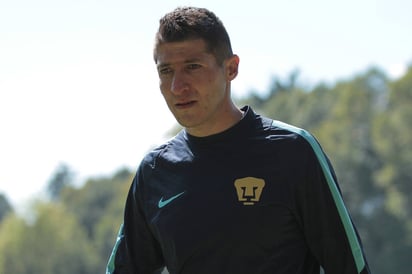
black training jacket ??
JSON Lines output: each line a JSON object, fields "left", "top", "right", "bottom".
{"left": 107, "top": 106, "right": 371, "bottom": 274}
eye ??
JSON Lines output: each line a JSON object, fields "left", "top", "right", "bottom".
{"left": 187, "top": 63, "right": 201, "bottom": 70}
{"left": 158, "top": 67, "right": 172, "bottom": 75}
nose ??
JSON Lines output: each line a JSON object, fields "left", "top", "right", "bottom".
{"left": 170, "top": 71, "right": 189, "bottom": 95}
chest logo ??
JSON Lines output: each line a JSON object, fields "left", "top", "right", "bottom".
{"left": 234, "top": 177, "right": 265, "bottom": 205}
{"left": 158, "top": 191, "right": 185, "bottom": 208}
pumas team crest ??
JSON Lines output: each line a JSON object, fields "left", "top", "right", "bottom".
{"left": 234, "top": 177, "right": 265, "bottom": 205}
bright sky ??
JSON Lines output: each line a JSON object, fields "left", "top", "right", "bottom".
{"left": 1, "top": 0, "right": 411, "bottom": 208}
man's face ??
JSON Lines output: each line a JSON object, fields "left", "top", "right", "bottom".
{"left": 155, "top": 39, "right": 238, "bottom": 137}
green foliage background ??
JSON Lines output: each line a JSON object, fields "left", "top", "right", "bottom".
{"left": 1, "top": 65, "right": 411, "bottom": 274}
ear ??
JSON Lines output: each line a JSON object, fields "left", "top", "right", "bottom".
{"left": 226, "top": 54, "right": 240, "bottom": 81}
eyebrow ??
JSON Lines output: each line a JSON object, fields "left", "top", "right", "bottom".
{"left": 157, "top": 63, "right": 170, "bottom": 70}
{"left": 157, "top": 57, "right": 204, "bottom": 69}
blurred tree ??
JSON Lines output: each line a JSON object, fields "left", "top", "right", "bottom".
{"left": 47, "top": 163, "right": 74, "bottom": 201}
{"left": 315, "top": 69, "right": 387, "bottom": 213}
{"left": 60, "top": 167, "right": 133, "bottom": 267}
{"left": 0, "top": 193, "right": 13, "bottom": 222}
{"left": 373, "top": 65, "right": 412, "bottom": 218}
{"left": 268, "top": 68, "right": 301, "bottom": 96}
{"left": 0, "top": 202, "right": 99, "bottom": 274}
{"left": 370, "top": 65, "right": 412, "bottom": 272}
{"left": 60, "top": 168, "right": 132, "bottom": 238}
{"left": 0, "top": 214, "right": 27, "bottom": 273}
{"left": 236, "top": 69, "right": 303, "bottom": 113}
{"left": 93, "top": 168, "right": 133, "bottom": 263}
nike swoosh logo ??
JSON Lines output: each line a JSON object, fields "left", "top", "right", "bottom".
{"left": 158, "top": 191, "right": 185, "bottom": 208}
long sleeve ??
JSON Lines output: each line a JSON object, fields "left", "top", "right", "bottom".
{"left": 106, "top": 171, "right": 165, "bottom": 274}
{"left": 285, "top": 125, "right": 370, "bottom": 273}
{"left": 270, "top": 119, "right": 370, "bottom": 273}
{"left": 300, "top": 149, "right": 370, "bottom": 273}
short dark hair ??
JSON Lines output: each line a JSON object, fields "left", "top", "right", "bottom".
{"left": 154, "top": 7, "right": 233, "bottom": 65}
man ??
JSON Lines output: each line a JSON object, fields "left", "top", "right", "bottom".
{"left": 107, "top": 6, "right": 371, "bottom": 274}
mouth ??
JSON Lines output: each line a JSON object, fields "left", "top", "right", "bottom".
{"left": 175, "top": 100, "right": 197, "bottom": 109}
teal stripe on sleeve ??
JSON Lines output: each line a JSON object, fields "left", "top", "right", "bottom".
{"left": 271, "top": 120, "right": 365, "bottom": 273}
{"left": 106, "top": 224, "right": 124, "bottom": 274}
